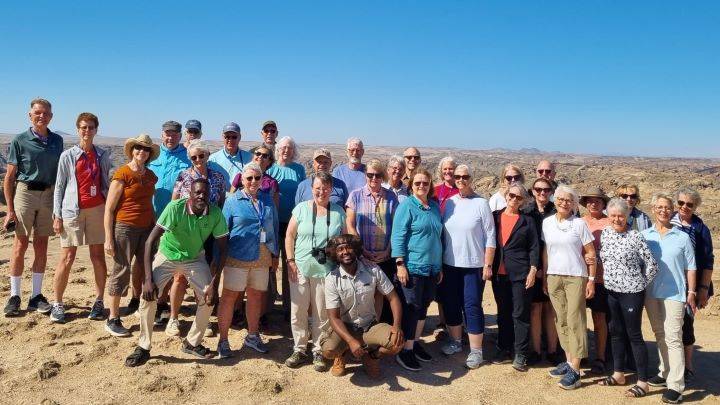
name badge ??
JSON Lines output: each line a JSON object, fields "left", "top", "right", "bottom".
{"left": 90, "top": 185, "right": 97, "bottom": 197}
{"left": 260, "top": 230, "right": 267, "bottom": 243}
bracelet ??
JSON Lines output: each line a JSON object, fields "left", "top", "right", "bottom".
{"left": 287, "top": 258, "right": 295, "bottom": 262}
{"left": 699, "top": 285, "right": 710, "bottom": 291}
{"left": 688, "top": 290, "right": 697, "bottom": 295}
{"left": 588, "top": 276, "right": 595, "bottom": 282}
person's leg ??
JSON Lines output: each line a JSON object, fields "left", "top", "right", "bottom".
{"left": 547, "top": 275, "right": 569, "bottom": 359}
{"left": 107, "top": 224, "right": 134, "bottom": 320}
{"left": 592, "top": 310, "right": 608, "bottom": 362}
{"left": 137, "top": 253, "right": 174, "bottom": 350}
{"left": 492, "top": 275, "right": 514, "bottom": 354}
{"left": 606, "top": 290, "right": 628, "bottom": 383}
{"left": 414, "top": 275, "right": 435, "bottom": 345}
{"left": 53, "top": 247, "right": 78, "bottom": 303}
{"left": 511, "top": 279, "right": 533, "bottom": 360}
{"left": 169, "top": 275, "right": 188, "bottom": 320}
{"left": 621, "top": 291, "right": 649, "bottom": 388}
{"left": 682, "top": 310, "right": 695, "bottom": 374}
{"left": 564, "top": 276, "right": 588, "bottom": 371}
{"left": 463, "top": 267, "right": 486, "bottom": 350}
{"left": 246, "top": 288, "right": 263, "bottom": 334}
{"left": 218, "top": 288, "right": 240, "bottom": 340}
{"left": 543, "top": 301, "right": 560, "bottom": 353}
{"left": 131, "top": 261, "right": 143, "bottom": 300}
{"left": 309, "top": 277, "right": 327, "bottom": 355}
{"left": 530, "top": 303, "right": 543, "bottom": 354}
{"left": 377, "top": 259, "right": 397, "bottom": 324}
{"left": 278, "top": 222, "right": 290, "bottom": 316}
{"left": 9, "top": 235, "right": 30, "bottom": 279}
{"left": 30, "top": 235, "right": 50, "bottom": 294}
{"left": 85, "top": 205, "right": 108, "bottom": 302}
{"left": 440, "top": 266, "right": 463, "bottom": 342}
{"left": 184, "top": 258, "right": 214, "bottom": 347}
{"left": 400, "top": 276, "right": 421, "bottom": 350}
{"left": 88, "top": 244, "right": 107, "bottom": 301}
{"left": 644, "top": 296, "right": 669, "bottom": 380}
{"left": 289, "top": 277, "right": 311, "bottom": 353}
{"left": 662, "top": 299, "right": 686, "bottom": 394}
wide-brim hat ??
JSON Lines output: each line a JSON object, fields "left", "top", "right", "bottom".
{"left": 124, "top": 134, "right": 160, "bottom": 163}
{"left": 579, "top": 186, "right": 610, "bottom": 207}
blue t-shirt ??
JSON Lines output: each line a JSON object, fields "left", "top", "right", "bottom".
{"left": 208, "top": 148, "right": 253, "bottom": 191}
{"left": 332, "top": 163, "right": 366, "bottom": 195}
{"left": 266, "top": 162, "right": 306, "bottom": 223}
{"left": 642, "top": 226, "right": 696, "bottom": 303}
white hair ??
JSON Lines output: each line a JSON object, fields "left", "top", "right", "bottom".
{"left": 675, "top": 187, "right": 702, "bottom": 207}
{"left": 275, "top": 136, "right": 300, "bottom": 162}
{"left": 186, "top": 140, "right": 210, "bottom": 157}
{"left": 436, "top": 156, "right": 457, "bottom": 181}
{"left": 346, "top": 137, "right": 364, "bottom": 148}
{"left": 606, "top": 197, "right": 630, "bottom": 216}
{"left": 387, "top": 155, "right": 405, "bottom": 169}
{"left": 555, "top": 184, "right": 579, "bottom": 206}
{"left": 242, "top": 162, "right": 263, "bottom": 176}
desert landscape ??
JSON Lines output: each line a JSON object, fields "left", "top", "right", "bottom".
{"left": 0, "top": 134, "right": 718, "bottom": 404}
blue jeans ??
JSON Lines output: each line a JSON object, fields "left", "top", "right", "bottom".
{"left": 438, "top": 265, "right": 486, "bottom": 335}
{"left": 397, "top": 273, "right": 438, "bottom": 340}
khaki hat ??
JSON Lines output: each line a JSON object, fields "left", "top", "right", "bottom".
{"left": 124, "top": 134, "right": 160, "bottom": 163}
{"left": 579, "top": 186, "right": 610, "bottom": 207}
{"left": 313, "top": 148, "right": 331, "bottom": 160}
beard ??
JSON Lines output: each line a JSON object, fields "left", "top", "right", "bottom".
{"left": 349, "top": 157, "right": 361, "bottom": 165}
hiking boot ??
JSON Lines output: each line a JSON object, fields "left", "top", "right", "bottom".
{"left": 558, "top": 367, "right": 581, "bottom": 390}
{"left": 125, "top": 346, "right": 150, "bottom": 367}
{"left": 4, "top": 295, "right": 21, "bottom": 317}
{"left": 661, "top": 389, "right": 683, "bottom": 404}
{"left": 441, "top": 339, "right": 463, "bottom": 356}
{"left": 217, "top": 338, "right": 233, "bottom": 359}
{"left": 105, "top": 317, "right": 131, "bottom": 337}
{"left": 362, "top": 354, "right": 381, "bottom": 379}
{"left": 154, "top": 302, "right": 170, "bottom": 326}
{"left": 285, "top": 351, "right": 310, "bottom": 368}
{"left": 465, "top": 351, "right": 484, "bottom": 369}
{"left": 413, "top": 342, "right": 432, "bottom": 362}
{"left": 50, "top": 303, "right": 66, "bottom": 324}
{"left": 181, "top": 339, "right": 214, "bottom": 359}
{"left": 313, "top": 352, "right": 328, "bottom": 372}
{"left": 165, "top": 318, "right": 180, "bottom": 336}
{"left": 549, "top": 362, "right": 571, "bottom": 378}
{"left": 28, "top": 294, "right": 52, "bottom": 314}
{"left": 512, "top": 355, "right": 528, "bottom": 372}
{"left": 88, "top": 300, "right": 106, "bottom": 320}
{"left": 244, "top": 333, "right": 269, "bottom": 353}
{"left": 396, "top": 349, "right": 421, "bottom": 371}
{"left": 125, "top": 297, "right": 140, "bottom": 316}
{"left": 330, "top": 354, "right": 347, "bottom": 377}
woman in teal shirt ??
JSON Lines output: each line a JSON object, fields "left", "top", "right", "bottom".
{"left": 391, "top": 168, "right": 443, "bottom": 372}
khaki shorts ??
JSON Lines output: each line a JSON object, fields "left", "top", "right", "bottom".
{"left": 320, "top": 322, "right": 396, "bottom": 355}
{"left": 222, "top": 266, "right": 269, "bottom": 292}
{"left": 14, "top": 182, "right": 54, "bottom": 237}
{"left": 60, "top": 204, "right": 106, "bottom": 248}
{"left": 151, "top": 251, "right": 212, "bottom": 305}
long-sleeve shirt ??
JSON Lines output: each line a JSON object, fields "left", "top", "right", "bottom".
{"left": 148, "top": 144, "right": 191, "bottom": 217}
{"left": 391, "top": 196, "right": 443, "bottom": 276}
{"left": 599, "top": 228, "right": 658, "bottom": 293}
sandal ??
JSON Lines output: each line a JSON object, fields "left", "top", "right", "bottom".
{"left": 589, "top": 359, "right": 606, "bottom": 375}
{"left": 181, "top": 339, "right": 214, "bottom": 359}
{"left": 598, "top": 375, "right": 623, "bottom": 386}
{"left": 125, "top": 346, "right": 150, "bottom": 367}
{"left": 625, "top": 385, "right": 648, "bottom": 398}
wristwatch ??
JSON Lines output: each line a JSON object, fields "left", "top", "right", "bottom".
{"left": 396, "top": 259, "right": 405, "bottom": 266}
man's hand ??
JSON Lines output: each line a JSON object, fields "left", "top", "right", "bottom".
{"left": 687, "top": 292, "right": 698, "bottom": 315}
{"left": 53, "top": 218, "right": 63, "bottom": 234}
{"left": 436, "top": 271, "right": 443, "bottom": 285}
{"left": 205, "top": 284, "right": 219, "bottom": 306}
{"left": 288, "top": 261, "right": 299, "bottom": 283}
{"left": 389, "top": 326, "right": 404, "bottom": 349}
{"left": 396, "top": 265, "right": 409, "bottom": 287}
{"left": 348, "top": 339, "right": 367, "bottom": 359}
{"left": 3, "top": 211, "right": 16, "bottom": 229}
{"left": 698, "top": 289, "right": 709, "bottom": 309}
{"left": 525, "top": 267, "right": 537, "bottom": 289}
{"left": 543, "top": 276, "right": 549, "bottom": 296}
{"left": 104, "top": 240, "right": 115, "bottom": 257}
{"left": 141, "top": 278, "right": 156, "bottom": 301}
{"left": 585, "top": 280, "right": 595, "bottom": 299}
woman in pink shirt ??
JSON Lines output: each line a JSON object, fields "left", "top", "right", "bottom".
{"left": 433, "top": 156, "right": 458, "bottom": 215}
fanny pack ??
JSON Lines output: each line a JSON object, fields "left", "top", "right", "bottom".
{"left": 21, "top": 181, "right": 50, "bottom": 191}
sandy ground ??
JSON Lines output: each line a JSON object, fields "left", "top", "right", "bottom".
{"left": 0, "top": 231, "right": 718, "bottom": 405}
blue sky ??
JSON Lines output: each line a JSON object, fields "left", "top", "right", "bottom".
{"left": 1, "top": 1, "right": 718, "bottom": 157}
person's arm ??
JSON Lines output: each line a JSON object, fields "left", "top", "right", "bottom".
{"left": 285, "top": 215, "right": 300, "bottom": 282}
{"left": 697, "top": 225, "right": 714, "bottom": 308}
{"left": 52, "top": 154, "right": 69, "bottom": 234}
{"left": 542, "top": 246, "right": 549, "bottom": 295}
{"left": 637, "top": 233, "right": 658, "bottom": 285}
{"left": 142, "top": 225, "right": 165, "bottom": 301}
{"left": 3, "top": 164, "right": 18, "bottom": 228}
{"left": 526, "top": 221, "right": 540, "bottom": 289}
{"left": 103, "top": 179, "right": 124, "bottom": 257}
{"left": 390, "top": 203, "right": 411, "bottom": 286}
{"left": 207, "top": 235, "right": 228, "bottom": 306}
{"left": 481, "top": 202, "right": 496, "bottom": 280}
{"left": 583, "top": 242, "right": 597, "bottom": 299}
{"left": 385, "top": 289, "right": 405, "bottom": 349}
{"left": 346, "top": 207, "right": 358, "bottom": 236}
{"left": 327, "top": 307, "right": 365, "bottom": 358}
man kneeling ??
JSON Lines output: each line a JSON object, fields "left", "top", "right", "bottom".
{"left": 321, "top": 234, "right": 404, "bottom": 379}
{"left": 125, "top": 179, "right": 229, "bottom": 367}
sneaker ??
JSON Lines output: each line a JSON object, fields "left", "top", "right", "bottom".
{"left": 313, "top": 352, "right": 328, "bottom": 372}
{"left": 492, "top": 349, "right": 513, "bottom": 364}
{"left": 413, "top": 342, "right": 432, "bottom": 362}
{"left": 3, "top": 295, "right": 21, "bottom": 317}
{"left": 285, "top": 351, "right": 310, "bottom": 368}
{"left": 244, "top": 333, "right": 269, "bottom": 353}
{"left": 105, "top": 317, "right": 131, "bottom": 337}
{"left": 330, "top": 354, "right": 347, "bottom": 377}
{"left": 441, "top": 339, "right": 463, "bottom": 356}
{"left": 512, "top": 355, "right": 528, "bottom": 372}
{"left": 362, "top": 354, "right": 381, "bottom": 379}
{"left": 558, "top": 367, "right": 581, "bottom": 390}
{"left": 217, "top": 338, "right": 233, "bottom": 359}
{"left": 648, "top": 375, "right": 668, "bottom": 387}
{"left": 154, "top": 302, "right": 170, "bottom": 326}
{"left": 181, "top": 339, "right": 214, "bottom": 359}
{"left": 396, "top": 349, "right": 422, "bottom": 371}
{"left": 549, "top": 362, "right": 571, "bottom": 378}
{"left": 465, "top": 351, "right": 485, "bottom": 369}
{"left": 28, "top": 294, "right": 52, "bottom": 314}
{"left": 661, "top": 389, "right": 683, "bottom": 404}
{"left": 125, "top": 297, "right": 140, "bottom": 316}
{"left": 125, "top": 346, "right": 150, "bottom": 367}
{"left": 88, "top": 300, "right": 106, "bottom": 320}
{"left": 165, "top": 318, "right": 180, "bottom": 336}
{"left": 50, "top": 303, "right": 66, "bottom": 324}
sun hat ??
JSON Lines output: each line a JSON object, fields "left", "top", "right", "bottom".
{"left": 579, "top": 186, "right": 610, "bottom": 207}
{"left": 124, "top": 134, "right": 160, "bottom": 162}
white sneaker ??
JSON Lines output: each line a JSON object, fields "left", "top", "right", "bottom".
{"left": 165, "top": 318, "right": 180, "bottom": 336}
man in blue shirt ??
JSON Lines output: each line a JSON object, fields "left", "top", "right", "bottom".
{"left": 148, "top": 121, "right": 191, "bottom": 217}
{"left": 332, "top": 137, "right": 366, "bottom": 194}
{"left": 208, "top": 122, "right": 253, "bottom": 192}
{"left": 295, "top": 148, "right": 348, "bottom": 208}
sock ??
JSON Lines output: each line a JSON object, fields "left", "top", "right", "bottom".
{"left": 10, "top": 276, "right": 22, "bottom": 297}
{"left": 31, "top": 272, "right": 44, "bottom": 298}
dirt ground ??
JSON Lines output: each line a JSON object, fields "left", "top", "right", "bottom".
{"left": 0, "top": 232, "right": 718, "bottom": 404}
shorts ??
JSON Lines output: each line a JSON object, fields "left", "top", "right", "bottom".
{"left": 13, "top": 182, "right": 54, "bottom": 237}
{"left": 151, "top": 252, "right": 212, "bottom": 305}
{"left": 320, "top": 322, "right": 397, "bottom": 355}
{"left": 108, "top": 223, "right": 152, "bottom": 297}
{"left": 222, "top": 266, "right": 269, "bottom": 292}
{"left": 60, "top": 204, "right": 106, "bottom": 247}
{"left": 586, "top": 283, "right": 610, "bottom": 313}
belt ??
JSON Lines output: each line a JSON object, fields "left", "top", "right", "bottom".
{"left": 19, "top": 180, "right": 51, "bottom": 191}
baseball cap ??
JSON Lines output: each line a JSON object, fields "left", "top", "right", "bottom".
{"left": 222, "top": 122, "right": 241, "bottom": 134}
{"left": 185, "top": 119, "right": 202, "bottom": 131}
{"left": 313, "top": 148, "right": 331, "bottom": 160}
{"left": 162, "top": 120, "right": 181, "bottom": 132}
{"left": 262, "top": 120, "right": 277, "bottom": 129}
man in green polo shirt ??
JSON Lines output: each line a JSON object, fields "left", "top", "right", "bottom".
{"left": 125, "top": 178, "right": 229, "bottom": 367}
{"left": 3, "top": 98, "right": 63, "bottom": 317}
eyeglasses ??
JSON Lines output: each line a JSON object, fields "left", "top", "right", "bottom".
{"left": 507, "top": 193, "right": 523, "bottom": 200}
{"left": 190, "top": 154, "right": 206, "bottom": 161}
{"left": 254, "top": 151, "right": 270, "bottom": 159}
{"left": 454, "top": 174, "right": 471, "bottom": 180}
{"left": 263, "top": 128, "right": 277, "bottom": 134}
{"left": 505, "top": 174, "right": 522, "bottom": 182}
{"left": 556, "top": 197, "right": 573, "bottom": 204}
{"left": 620, "top": 193, "right": 638, "bottom": 200}
{"left": 537, "top": 169, "right": 553, "bottom": 175}
{"left": 224, "top": 134, "right": 239, "bottom": 140}
{"left": 245, "top": 175, "right": 262, "bottom": 181}
{"left": 533, "top": 187, "right": 552, "bottom": 194}
{"left": 187, "top": 129, "right": 200, "bottom": 135}
{"left": 404, "top": 155, "right": 420, "bottom": 161}
{"left": 654, "top": 206, "right": 673, "bottom": 212}
{"left": 133, "top": 145, "right": 152, "bottom": 153}
{"left": 413, "top": 181, "right": 430, "bottom": 187}
{"left": 677, "top": 200, "right": 695, "bottom": 209}
{"left": 366, "top": 172, "right": 382, "bottom": 179}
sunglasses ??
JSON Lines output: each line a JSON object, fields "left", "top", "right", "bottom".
{"left": 190, "top": 154, "right": 206, "bottom": 161}
{"left": 224, "top": 134, "right": 239, "bottom": 140}
{"left": 254, "top": 151, "right": 270, "bottom": 159}
{"left": 245, "top": 175, "right": 262, "bottom": 181}
{"left": 507, "top": 193, "right": 523, "bottom": 200}
{"left": 413, "top": 181, "right": 430, "bottom": 187}
{"left": 505, "top": 174, "right": 522, "bottom": 182}
{"left": 404, "top": 155, "right": 420, "bottom": 161}
{"left": 533, "top": 187, "right": 552, "bottom": 193}
{"left": 366, "top": 172, "right": 382, "bottom": 179}
{"left": 187, "top": 129, "right": 200, "bottom": 135}
{"left": 620, "top": 193, "right": 638, "bottom": 200}
{"left": 263, "top": 128, "right": 277, "bottom": 134}
{"left": 133, "top": 145, "right": 152, "bottom": 153}
{"left": 677, "top": 200, "right": 695, "bottom": 209}
{"left": 537, "top": 169, "right": 553, "bottom": 175}
{"left": 454, "top": 174, "right": 471, "bottom": 180}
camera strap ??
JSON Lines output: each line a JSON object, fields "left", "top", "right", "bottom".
{"left": 311, "top": 201, "right": 331, "bottom": 249}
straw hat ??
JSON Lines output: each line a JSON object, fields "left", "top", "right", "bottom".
{"left": 579, "top": 186, "right": 610, "bottom": 207}
{"left": 124, "top": 134, "right": 160, "bottom": 162}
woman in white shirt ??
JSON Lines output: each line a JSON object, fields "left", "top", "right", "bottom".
{"left": 488, "top": 164, "right": 525, "bottom": 212}
{"left": 542, "top": 184, "right": 596, "bottom": 390}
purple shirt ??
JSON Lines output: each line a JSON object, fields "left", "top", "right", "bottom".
{"left": 346, "top": 185, "right": 399, "bottom": 257}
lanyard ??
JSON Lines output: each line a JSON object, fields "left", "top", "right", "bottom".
{"left": 80, "top": 146, "right": 100, "bottom": 182}
{"left": 223, "top": 149, "right": 245, "bottom": 173}
{"left": 312, "top": 201, "right": 331, "bottom": 249}
{"left": 243, "top": 190, "right": 265, "bottom": 225}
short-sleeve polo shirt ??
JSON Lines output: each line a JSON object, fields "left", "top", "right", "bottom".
{"left": 7, "top": 129, "right": 63, "bottom": 184}
{"left": 157, "top": 199, "right": 229, "bottom": 261}
{"left": 324, "top": 261, "right": 394, "bottom": 329}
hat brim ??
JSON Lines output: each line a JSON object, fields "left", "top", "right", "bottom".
{"left": 124, "top": 139, "right": 160, "bottom": 163}
{"left": 579, "top": 195, "right": 610, "bottom": 207}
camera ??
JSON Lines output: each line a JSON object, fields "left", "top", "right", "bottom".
{"left": 311, "top": 247, "right": 327, "bottom": 265}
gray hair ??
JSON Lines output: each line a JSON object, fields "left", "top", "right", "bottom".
{"left": 675, "top": 187, "right": 702, "bottom": 207}
{"left": 606, "top": 197, "right": 630, "bottom": 216}
{"left": 436, "top": 156, "right": 457, "bottom": 181}
{"left": 387, "top": 155, "right": 405, "bottom": 169}
{"left": 186, "top": 139, "right": 210, "bottom": 157}
{"left": 505, "top": 182, "right": 530, "bottom": 210}
{"left": 455, "top": 164, "right": 471, "bottom": 176}
{"left": 346, "top": 137, "right": 364, "bottom": 148}
{"left": 275, "top": 136, "right": 299, "bottom": 162}
{"left": 651, "top": 192, "right": 674, "bottom": 208}
{"left": 555, "top": 184, "right": 579, "bottom": 206}
{"left": 242, "top": 162, "right": 263, "bottom": 176}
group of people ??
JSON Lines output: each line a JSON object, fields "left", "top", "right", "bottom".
{"left": 2, "top": 98, "right": 714, "bottom": 403}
